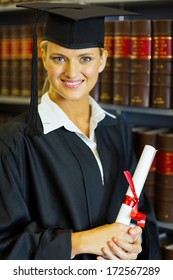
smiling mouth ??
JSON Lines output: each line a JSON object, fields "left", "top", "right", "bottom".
{"left": 62, "top": 79, "right": 83, "bottom": 88}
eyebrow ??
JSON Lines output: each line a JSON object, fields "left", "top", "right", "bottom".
{"left": 50, "top": 52, "right": 96, "bottom": 57}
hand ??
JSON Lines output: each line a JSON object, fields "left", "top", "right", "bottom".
{"left": 97, "top": 225, "right": 142, "bottom": 260}
{"left": 71, "top": 223, "right": 142, "bottom": 259}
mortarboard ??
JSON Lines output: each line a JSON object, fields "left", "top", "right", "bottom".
{"left": 16, "top": 2, "right": 136, "bottom": 135}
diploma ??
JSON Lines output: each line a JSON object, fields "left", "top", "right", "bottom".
{"left": 115, "top": 144, "right": 157, "bottom": 227}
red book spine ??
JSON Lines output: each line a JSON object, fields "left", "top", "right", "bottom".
{"left": 151, "top": 20, "right": 172, "bottom": 108}
{"left": 113, "top": 20, "right": 130, "bottom": 106}
{"left": 129, "top": 20, "right": 151, "bottom": 107}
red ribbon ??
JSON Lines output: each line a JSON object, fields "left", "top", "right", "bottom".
{"left": 123, "top": 170, "right": 146, "bottom": 228}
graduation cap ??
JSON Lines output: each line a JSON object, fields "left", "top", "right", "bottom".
{"left": 16, "top": 2, "right": 136, "bottom": 135}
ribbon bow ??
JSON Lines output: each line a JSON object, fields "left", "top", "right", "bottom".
{"left": 123, "top": 170, "right": 146, "bottom": 228}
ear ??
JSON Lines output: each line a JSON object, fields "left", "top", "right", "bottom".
{"left": 98, "top": 49, "right": 108, "bottom": 73}
{"left": 41, "top": 48, "right": 48, "bottom": 71}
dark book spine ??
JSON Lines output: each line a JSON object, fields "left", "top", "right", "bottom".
{"left": 10, "top": 25, "right": 21, "bottom": 96}
{"left": 20, "top": 24, "right": 33, "bottom": 97}
{"left": 0, "top": 26, "right": 11, "bottom": 96}
{"left": 99, "top": 21, "right": 114, "bottom": 103}
{"left": 129, "top": 20, "right": 151, "bottom": 107}
{"left": 151, "top": 20, "right": 172, "bottom": 109}
{"left": 113, "top": 20, "right": 130, "bottom": 106}
{"left": 155, "top": 132, "right": 173, "bottom": 223}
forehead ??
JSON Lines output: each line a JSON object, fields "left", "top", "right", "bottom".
{"left": 46, "top": 42, "right": 100, "bottom": 55}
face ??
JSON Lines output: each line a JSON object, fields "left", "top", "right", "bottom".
{"left": 41, "top": 42, "right": 108, "bottom": 102}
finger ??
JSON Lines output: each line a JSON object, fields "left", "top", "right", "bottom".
{"left": 101, "top": 247, "right": 120, "bottom": 260}
{"left": 107, "top": 241, "right": 131, "bottom": 260}
{"left": 97, "top": 256, "right": 108, "bottom": 260}
{"left": 113, "top": 238, "right": 142, "bottom": 257}
{"left": 128, "top": 226, "right": 142, "bottom": 241}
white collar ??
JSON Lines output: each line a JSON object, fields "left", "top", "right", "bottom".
{"left": 38, "top": 92, "right": 116, "bottom": 135}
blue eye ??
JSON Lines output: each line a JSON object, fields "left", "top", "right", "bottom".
{"left": 52, "top": 56, "right": 66, "bottom": 62}
{"left": 80, "top": 57, "right": 92, "bottom": 63}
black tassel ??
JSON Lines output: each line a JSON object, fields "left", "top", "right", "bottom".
{"left": 26, "top": 16, "right": 42, "bottom": 136}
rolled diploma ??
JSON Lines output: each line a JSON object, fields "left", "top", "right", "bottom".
{"left": 115, "top": 144, "right": 157, "bottom": 225}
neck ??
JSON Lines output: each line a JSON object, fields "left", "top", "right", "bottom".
{"left": 48, "top": 90, "right": 91, "bottom": 137}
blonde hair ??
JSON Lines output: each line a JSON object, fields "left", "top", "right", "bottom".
{"left": 40, "top": 41, "right": 50, "bottom": 93}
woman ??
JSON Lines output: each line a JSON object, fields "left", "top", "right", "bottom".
{"left": 0, "top": 3, "right": 161, "bottom": 260}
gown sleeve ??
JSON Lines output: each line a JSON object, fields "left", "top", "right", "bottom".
{"left": 0, "top": 142, "right": 72, "bottom": 260}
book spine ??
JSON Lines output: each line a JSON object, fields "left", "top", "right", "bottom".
{"left": 129, "top": 20, "right": 151, "bottom": 107}
{"left": 113, "top": 20, "right": 130, "bottom": 106}
{"left": 99, "top": 21, "right": 114, "bottom": 103}
{"left": 155, "top": 132, "right": 173, "bottom": 223}
{"left": 10, "top": 25, "right": 21, "bottom": 96}
{"left": 0, "top": 26, "right": 11, "bottom": 96}
{"left": 20, "top": 24, "right": 33, "bottom": 97}
{"left": 151, "top": 20, "right": 172, "bottom": 108}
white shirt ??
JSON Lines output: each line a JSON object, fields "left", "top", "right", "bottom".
{"left": 38, "top": 92, "right": 116, "bottom": 183}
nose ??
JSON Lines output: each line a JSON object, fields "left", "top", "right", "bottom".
{"left": 65, "top": 60, "right": 79, "bottom": 78}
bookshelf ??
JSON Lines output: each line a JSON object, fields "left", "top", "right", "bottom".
{"left": 0, "top": 0, "right": 173, "bottom": 257}
{"left": 100, "top": 103, "right": 173, "bottom": 129}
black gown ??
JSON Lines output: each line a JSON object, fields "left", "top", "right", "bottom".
{"left": 0, "top": 110, "right": 161, "bottom": 260}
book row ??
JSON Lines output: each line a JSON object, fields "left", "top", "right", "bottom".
{"left": 92, "top": 19, "right": 173, "bottom": 109}
{"left": 132, "top": 126, "right": 173, "bottom": 224}
{"left": 0, "top": 23, "right": 46, "bottom": 97}
{"left": 1, "top": 19, "right": 173, "bottom": 109}
{"left": 133, "top": 126, "right": 173, "bottom": 258}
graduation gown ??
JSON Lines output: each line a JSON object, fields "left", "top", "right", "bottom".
{"left": 0, "top": 111, "right": 161, "bottom": 260}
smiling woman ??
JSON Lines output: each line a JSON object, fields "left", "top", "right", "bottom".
{"left": 0, "top": 2, "right": 161, "bottom": 260}
{"left": 41, "top": 42, "right": 107, "bottom": 108}
{"left": 40, "top": 41, "right": 105, "bottom": 95}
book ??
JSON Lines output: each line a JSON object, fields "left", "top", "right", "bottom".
{"left": 20, "top": 24, "right": 33, "bottom": 97}
{"left": 136, "top": 128, "right": 169, "bottom": 205}
{"left": 151, "top": 19, "right": 172, "bottom": 109}
{"left": 129, "top": 20, "right": 152, "bottom": 107}
{"left": 10, "top": 25, "right": 21, "bottom": 96}
{"left": 113, "top": 20, "right": 130, "bottom": 106}
{"left": 155, "top": 132, "right": 173, "bottom": 222}
{"left": 138, "top": 127, "right": 168, "bottom": 206}
{"left": 131, "top": 126, "right": 149, "bottom": 157}
{"left": 0, "top": 26, "right": 11, "bottom": 96}
{"left": 99, "top": 21, "right": 114, "bottom": 103}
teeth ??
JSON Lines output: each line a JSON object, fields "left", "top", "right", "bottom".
{"left": 64, "top": 81, "right": 81, "bottom": 85}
